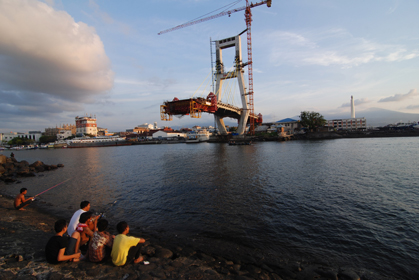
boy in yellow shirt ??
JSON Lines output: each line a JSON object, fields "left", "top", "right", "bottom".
{"left": 111, "top": 221, "right": 145, "bottom": 266}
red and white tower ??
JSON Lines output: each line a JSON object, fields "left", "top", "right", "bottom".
{"left": 75, "top": 115, "right": 97, "bottom": 136}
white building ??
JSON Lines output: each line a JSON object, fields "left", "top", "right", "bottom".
{"left": 152, "top": 131, "right": 187, "bottom": 139}
{"left": 327, "top": 118, "right": 367, "bottom": 131}
{"left": 1, "top": 131, "right": 42, "bottom": 143}
{"left": 75, "top": 115, "right": 97, "bottom": 136}
{"left": 57, "top": 130, "right": 72, "bottom": 140}
{"left": 1, "top": 132, "right": 18, "bottom": 144}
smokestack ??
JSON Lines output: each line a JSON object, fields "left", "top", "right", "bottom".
{"left": 351, "top": 95, "right": 355, "bottom": 118}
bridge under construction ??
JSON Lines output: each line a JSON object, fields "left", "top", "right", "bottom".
{"left": 159, "top": 0, "right": 271, "bottom": 136}
{"left": 160, "top": 34, "right": 263, "bottom": 135}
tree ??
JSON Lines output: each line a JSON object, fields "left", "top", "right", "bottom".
{"left": 39, "top": 135, "right": 57, "bottom": 144}
{"left": 299, "top": 111, "right": 326, "bottom": 131}
{"left": 8, "top": 137, "right": 34, "bottom": 146}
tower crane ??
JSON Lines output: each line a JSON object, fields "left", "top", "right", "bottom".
{"left": 158, "top": 0, "right": 272, "bottom": 134}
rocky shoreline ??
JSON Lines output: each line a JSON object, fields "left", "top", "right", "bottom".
{"left": 0, "top": 154, "right": 64, "bottom": 183}
{"left": 2, "top": 194, "right": 400, "bottom": 280}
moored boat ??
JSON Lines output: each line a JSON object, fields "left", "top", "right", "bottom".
{"left": 66, "top": 136, "right": 132, "bottom": 148}
{"left": 185, "top": 130, "right": 210, "bottom": 143}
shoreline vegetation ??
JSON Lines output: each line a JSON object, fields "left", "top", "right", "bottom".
{"left": 0, "top": 155, "right": 401, "bottom": 280}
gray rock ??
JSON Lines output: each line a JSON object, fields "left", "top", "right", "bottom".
{"left": 314, "top": 268, "right": 338, "bottom": 280}
{"left": 150, "top": 269, "right": 167, "bottom": 279}
{"left": 184, "top": 269, "right": 204, "bottom": 280}
{"left": 338, "top": 269, "right": 360, "bottom": 280}
{"left": 48, "top": 272, "right": 64, "bottom": 280}
{"left": 0, "top": 271, "right": 16, "bottom": 280}
{"left": 141, "top": 246, "right": 155, "bottom": 256}
{"left": 30, "top": 161, "right": 44, "bottom": 168}
{"left": 155, "top": 248, "right": 173, "bottom": 259}
{"left": 0, "top": 155, "right": 7, "bottom": 164}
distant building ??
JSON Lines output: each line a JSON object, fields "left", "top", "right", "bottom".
{"left": 2, "top": 131, "right": 43, "bottom": 143}
{"left": 152, "top": 131, "right": 186, "bottom": 139}
{"left": 45, "top": 124, "right": 76, "bottom": 136}
{"left": 275, "top": 118, "right": 301, "bottom": 134}
{"left": 327, "top": 118, "right": 367, "bottom": 131}
{"left": 75, "top": 115, "right": 97, "bottom": 136}
{"left": 1, "top": 132, "right": 18, "bottom": 144}
{"left": 57, "top": 130, "right": 72, "bottom": 140}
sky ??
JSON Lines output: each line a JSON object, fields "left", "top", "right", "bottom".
{"left": 0, "top": 0, "right": 418, "bottom": 133}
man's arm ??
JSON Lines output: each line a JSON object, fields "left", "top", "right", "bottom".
{"left": 22, "top": 196, "right": 34, "bottom": 203}
{"left": 138, "top": 237, "right": 145, "bottom": 244}
{"left": 57, "top": 248, "right": 81, "bottom": 262}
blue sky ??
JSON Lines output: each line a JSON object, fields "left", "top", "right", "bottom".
{"left": 1, "top": 0, "right": 418, "bottom": 132}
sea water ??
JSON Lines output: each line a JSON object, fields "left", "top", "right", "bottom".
{"left": 2, "top": 137, "right": 418, "bottom": 279}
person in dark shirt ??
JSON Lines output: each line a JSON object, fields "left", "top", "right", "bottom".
{"left": 45, "top": 219, "right": 81, "bottom": 264}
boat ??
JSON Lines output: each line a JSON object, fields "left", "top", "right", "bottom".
{"left": 54, "top": 140, "right": 67, "bottom": 148}
{"left": 47, "top": 142, "right": 55, "bottom": 148}
{"left": 185, "top": 130, "right": 210, "bottom": 143}
{"left": 65, "top": 136, "right": 132, "bottom": 148}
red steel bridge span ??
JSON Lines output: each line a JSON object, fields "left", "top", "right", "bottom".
{"left": 160, "top": 93, "right": 263, "bottom": 131}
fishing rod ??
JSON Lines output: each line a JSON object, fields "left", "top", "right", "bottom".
{"left": 34, "top": 178, "right": 71, "bottom": 198}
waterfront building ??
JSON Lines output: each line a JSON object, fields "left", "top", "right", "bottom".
{"left": 1, "top": 131, "right": 42, "bottom": 143}
{"left": 326, "top": 118, "right": 367, "bottom": 131}
{"left": 44, "top": 124, "right": 76, "bottom": 136}
{"left": 75, "top": 115, "right": 97, "bottom": 136}
{"left": 152, "top": 130, "right": 187, "bottom": 139}
{"left": 57, "top": 130, "right": 72, "bottom": 140}
{"left": 0, "top": 132, "right": 18, "bottom": 144}
{"left": 275, "top": 118, "right": 301, "bottom": 134}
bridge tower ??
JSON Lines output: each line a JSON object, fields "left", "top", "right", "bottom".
{"left": 214, "top": 34, "right": 249, "bottom": 135}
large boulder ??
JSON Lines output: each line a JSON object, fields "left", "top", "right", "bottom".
{"left": 17, "top": 161, "right": 29, "bottom": 168}
{"left": 30, "top": 161, "right": 44, "bottom": 168}
{"left": 4, "top": 162, "right": 15, "bottom": 171}
{"left": 0, "top": 155, "right": 6, "bottom": 164}
{"left": 0, "top": 165, "right": 5, "bottom": 175}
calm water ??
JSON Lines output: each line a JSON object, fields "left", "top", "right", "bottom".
{"left": 1, "top": 138, "right": 419, "bottom": 279}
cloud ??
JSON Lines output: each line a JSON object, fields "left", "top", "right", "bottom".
{"left": 268, "top": 29, "right": 419, "bottom": 68}
{"left": 0, "top": 0, "right": 114, "bottom": 104}
{"left": 406, "top": 104, "right": 419, "bottom": 110}
{"left": 340, "top": 98, "right": 371, "bottom": 108}
{"left": 378, "top": 89, "right": 418, "bottom": 103}
{"left": 87, "top": 0, "right": 132, "bottom": 35}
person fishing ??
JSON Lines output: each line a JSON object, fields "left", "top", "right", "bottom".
{"left": 14, "top": 188, "right": 34, "bottom": 210}
{"left": 14, "top": 179, "right": 70, "bottom": 211}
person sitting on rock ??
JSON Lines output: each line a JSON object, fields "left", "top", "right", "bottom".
{"left": 88, "top": 219, "right": 114, "bottom": 262}
{"left": 67, "top": 201, "right": 90, "bottom": 236}
{"left": 71, "top": 211, "right": 97, "bottom": 252}
{"left": 111, "top": 221, "right": 145, "bottom": 266}
{"left": 45, "top": 219, "right": 81, "bottom": 263}
{"left": 14, "top": 188, "right": 34, "bottom": 210}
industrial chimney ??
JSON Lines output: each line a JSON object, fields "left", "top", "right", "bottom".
{"left": 351, "top": 96, "right": 355, "bottom": 118}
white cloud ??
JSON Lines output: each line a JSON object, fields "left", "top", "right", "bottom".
{"left": 268, "top": 29, "right": 419, "bottom": 68}
{"left": 0, "top": 0, "right": 114, "bottom": 103}
{"left": 379, "top": 89, "right": 418, "bottom": 103}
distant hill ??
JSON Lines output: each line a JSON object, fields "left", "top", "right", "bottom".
{"left": 291, "top": 108, "right": 419, "bottom": 127}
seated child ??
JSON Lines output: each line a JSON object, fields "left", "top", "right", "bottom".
{"left": 111, "top": 221, "right": 145, "bottom": 266}
{"left": 88, "top": 219, "right": 114, "bottom": 262}
{"left": 71, "top": 211, "right": 97, "bottom": 253}
{"left": 45, "top": 219, "right": 81, "bottom": 264}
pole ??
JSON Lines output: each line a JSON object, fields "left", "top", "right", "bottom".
{"left": 34, "top": 178, "right": 71, "bottom": 197}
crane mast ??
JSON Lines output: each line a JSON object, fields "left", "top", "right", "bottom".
{"left": 158, "top": 0, "right": 272, "bottom": 135}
